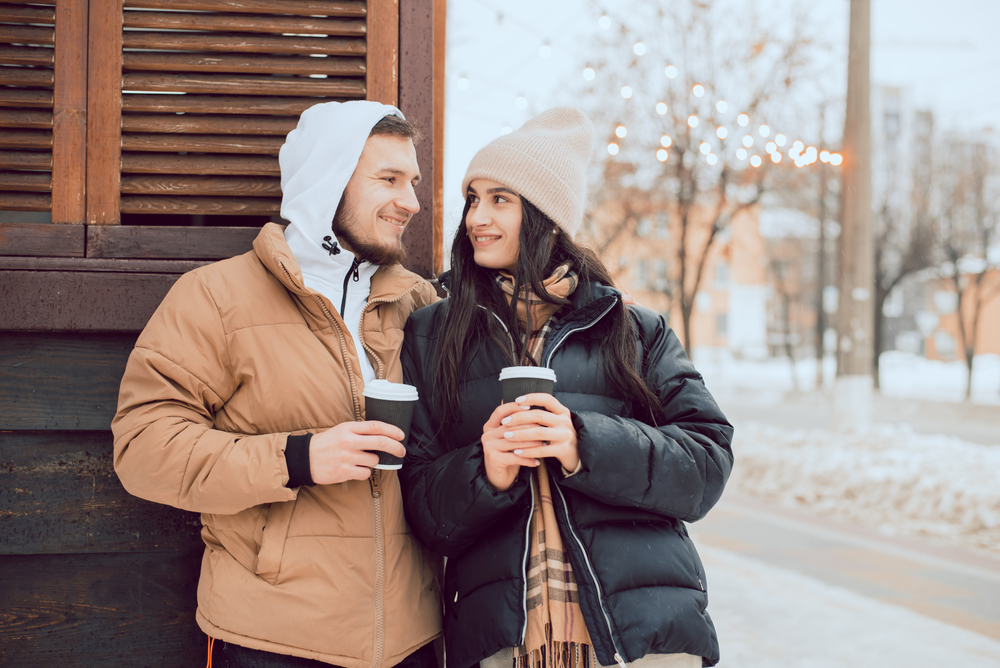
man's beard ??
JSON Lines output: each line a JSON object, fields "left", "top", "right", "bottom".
{"left": 330, "top": 196, "right": 408, "bottom": 266}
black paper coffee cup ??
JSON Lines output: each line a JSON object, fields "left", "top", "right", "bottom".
{"left": 363, "top": 379, "right": 419, "bottom": 470}
{"left": 499, "top": 366, "right": 557, "bottom": 404}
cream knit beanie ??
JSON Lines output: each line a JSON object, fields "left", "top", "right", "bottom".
{"left": 462, "top": 107, "right": 593, "bottom": 239}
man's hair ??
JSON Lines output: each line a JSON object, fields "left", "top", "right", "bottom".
{"left": 370, "top": 114, "right": 422, "bottom": 144}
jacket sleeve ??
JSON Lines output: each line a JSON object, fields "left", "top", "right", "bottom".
{"left": 111, "top": 271, "right": 297, "bottom": 515}
{"left": 559, "top": 309, "right": 734, "bottom": 523}
{"left": 397, "top": 318, "right": 530, "bottom": 558}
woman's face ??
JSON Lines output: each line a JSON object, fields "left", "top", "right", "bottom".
{"left": 465, "top": 178, "right": 522, "bottom": 274}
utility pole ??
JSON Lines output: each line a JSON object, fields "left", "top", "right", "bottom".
{"left": 815, "top": 104, "right": 829, "bottom": 391}
{"left": 835, "top": 0, "right": 874, "bottom": 424}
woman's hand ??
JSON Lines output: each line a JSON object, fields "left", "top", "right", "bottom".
{"left": 498, "top": 393, "right": 580, "bottom": 474}
{"left": 481, "top": 401, "right": 542, "bottom": 491}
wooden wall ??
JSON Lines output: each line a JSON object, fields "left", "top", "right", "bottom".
{"left": 0, "top": 0, "right": 445, "bottom": 664}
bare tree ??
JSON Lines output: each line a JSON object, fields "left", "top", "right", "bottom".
{"left": 769, "top": 257, "right": 801, "bottom": 391}
{"left": 578, "top": 0, "right": 819, "bottom": 354}
{"left": 936, "top": 140, "right": 1000, "bottom": 400}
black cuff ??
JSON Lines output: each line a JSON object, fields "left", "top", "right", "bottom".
{"left": 285, "top": 434, "right": 315, "bottom": 488}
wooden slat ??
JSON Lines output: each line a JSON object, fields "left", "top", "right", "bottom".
{"left": 0, "top": 169, "right": 51, "bottom": 191}
{"left": 0, "top": 150, "right": 52, "bottom": 169}
{"left": 0, "top": 269, "right": 182, "bottom": 331}
{"left": 123, "top": 51, "right": 365, "bottom": 76}
{"left": 121, "top": 151, "right": 278, "bottom": 175}
{"left": 0, "top": 430, "right": 203, "bottom": 554}
{"left": 122, "top": 132, "right": 283, "bottom": 154}
{"left": 0, "top": 108, "right": 52, "bottom": 128}
{"left": 0, "top": 44, "right": 55, "bottom": 66}
{"left": 0, "top": 129, "right": 51, "bottom": 150}
{"left": 0, "top": 222, "right": 82, "bottom": 256}
{"left": 86, "top": 0, "right": 123, "bottom": 225}
{"left": 120, "top": 195, "right": 280, "bottom": 215}
{"left": 122, "top": 71, "right": 365, "bottom": 97}
{"left": 0, "top": 191, "right": 49, "bottom": 210}
{"left": 0, "top": 66, "right": 54, "bottom": 87}
{"left": 122, "top": 93, "right": 322, "bottom": 115}
{"left": 0, "top": 256, "right": 209, "bottom": 273}
{"left": 0, "top": 551, "right": 203, "bottom": 666}
{"left": 87, "top": 224, "right": 260, "bottom": 259}
{"left": 123, "top": 10, "right": 365, "bottom": 36}
{"left": 121, "top": 174, "right": 281, "bottom": 196}
{"left": 124, "top": 0, "right": 367, "bottom": 17}
{"left": 0, "top": 88, "right": 52, "bottom": 108}
{"left": 0, "top": 4, "right": 56, "bottom": 23}
{"left": 122, "top": 31, "right": 365, "bottom": 56}
{"left": 0, "top": 24, "right": 54, "bottom": 46}
{"left": 366, "top": 0, "right": 398, "bottom": 106}
{"left": 121, "top": 113, "right": 296, "bottom": 135}
{"left": 52, "top": 0, "right": 89, "bottom": 224}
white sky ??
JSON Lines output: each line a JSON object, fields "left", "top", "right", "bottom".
{"left": 442, "top": 0, "right": 1000, "bottom": 242}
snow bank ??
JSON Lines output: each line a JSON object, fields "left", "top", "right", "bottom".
{"left": 730, "top": 421, "right": 1000, "bottom": 554}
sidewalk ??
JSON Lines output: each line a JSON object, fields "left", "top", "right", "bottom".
{"left": 691, "top": 495, "right": 1000, "bottom": 667}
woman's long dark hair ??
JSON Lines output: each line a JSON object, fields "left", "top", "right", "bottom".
{"left": 433, "top": 195, "right": 665, "bottom": 429}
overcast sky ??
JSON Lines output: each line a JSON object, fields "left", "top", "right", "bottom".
{"left": 441, "top": 0, "right": 1000, "bottom": 241}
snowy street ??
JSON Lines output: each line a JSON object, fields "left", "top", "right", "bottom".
{"left": 689, "top": 361, "right": 1000, "bottom": 667}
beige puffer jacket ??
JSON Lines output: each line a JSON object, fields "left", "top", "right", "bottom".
{"left": 112, "top": 223, "right": 441, "bottom": 667}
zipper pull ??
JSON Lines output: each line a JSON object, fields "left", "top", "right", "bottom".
{"left": 369, "top": 469, "right": 381, "bottom": 498}
{"left": 352, "top": 258, "right": 361, "bottom": 282}
{"left": 698, "top": 577, "right": 705, "bottom": 591}
{"left": 614, "top": 654, "right": 627, "bottom": 668}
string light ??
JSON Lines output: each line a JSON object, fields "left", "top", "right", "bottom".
{"left": 656, "top": 102, "right": 668, "bottom": 115}
{"left": 758, "top": 125, "right": 770, "bottom": 137}
{"left": 716, "top": 100, "right": 728, "bottom": 113}
{"left": 608, "top": 142, "right": 619, "bottom": 155}
{"left": 599, "top": 14, "right": 611, "bottom": 29}
{"left": 750, "top": 155, "right": 762, "bottom": 167}
{"left": 692, "top": 84, "right": 705, "bottom": 98}
{"left": 830, "top": 153, "right": 843, "bottom": 166}
{"left": 820, "top": 150, "right": 830, "bottom": 163}
{"left": 742, "top": 135, "right": 753, "bottom": 147}
{"left": 657, "top": 149, "right": 669, "bottom": 162}
{"left": 665, "top": 65, "right": 678, "bottom": 79}
{"left": 633, "top": 42, "right": 646, "bottom": 55}
{"left": 583, "top": 67, "right": 595, "bottom": 81}
{"left": 775, "top": 134, "right": 787, "bottom": 147}
{"left": 621, "top": 86, "right": 633, "bottom": 99}
{"left": 660, "top": 135, "right": 672, "bottom": 147}
{"left": 765, "top": 141, "right": 776, "bottom": 154}
{"left": 771, "top": 152, "right": 782, "bottom": 163}
{"left": 706, "top": 154, "right": 718, "bottom": 165}
{"left": 716, "top": 126, "right": 728, "bottom": 139}
{"left": 700, "top": 142, "right": 711, "bottom": 155}
{"left": 615, "top": 125, "right": 627, "bottom": 138}
{"left": 737, "top": 114, "right": 749, "bottom": 127}
{"left": 687, "top": 115, "right": 699, "bottom": 128}
{"left": 736, "top": 147, "right": 748, "bottom": 160}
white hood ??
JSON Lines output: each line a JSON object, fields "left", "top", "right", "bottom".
{"left": 279, "top": 99, "right": 404, "bottom": 279}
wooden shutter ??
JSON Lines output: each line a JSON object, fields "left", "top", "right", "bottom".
{"left": 79, "top": 0, "right": 377, "bottom": 224}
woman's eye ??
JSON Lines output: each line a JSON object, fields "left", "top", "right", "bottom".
{"left": 495, "top": 196, "right": 508, "bottom": 204}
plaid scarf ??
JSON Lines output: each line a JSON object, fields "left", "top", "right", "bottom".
{"left": 495, "top": 262, "right": 592, "bottom": 668}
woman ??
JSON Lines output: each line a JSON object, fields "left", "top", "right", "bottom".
{"left": 398, "top": 108, "right": 734, "bottom": 668}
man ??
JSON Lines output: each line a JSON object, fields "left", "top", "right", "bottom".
{"left": 112, "top": 101, "right": 441, "bottom": 668}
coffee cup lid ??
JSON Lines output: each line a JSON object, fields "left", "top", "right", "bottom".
{"left": 363, "top": 379, "right": 419, "bottom": 401}
{"left": 498, "top": 366, "right": 557, "bottom": 383}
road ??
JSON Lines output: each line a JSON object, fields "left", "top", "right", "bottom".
{"left": 690, "top": 494, "right": 1000, "bottom": 667}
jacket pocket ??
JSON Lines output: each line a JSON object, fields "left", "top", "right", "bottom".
{"left": 254, "top": 499, "right": 296, "bottom": 585}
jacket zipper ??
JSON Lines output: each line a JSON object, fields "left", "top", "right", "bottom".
{"left": 542, "top": 298, "right": 617, "bottom": 368}
{"left": 370, "top": 470, "right": 386, "bottom": 668}
{"left": 340, "top": 256, "right": 363, "bottom": 318}
{"left": 518, "top": 473, "right": 536, "bottom": 644}
{"left": 359, "top": 281, "right": 423, "bottom": 380}
{"left": 552, "top": 480, "right": 628, "bottom": 668}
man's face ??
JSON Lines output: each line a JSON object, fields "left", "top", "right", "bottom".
{"left": 332, "top": 134, "right": 421, "bottom": 266}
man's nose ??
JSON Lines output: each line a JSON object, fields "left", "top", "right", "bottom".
{"left": 397, "top": 183, "right": 420, "bottom": 214}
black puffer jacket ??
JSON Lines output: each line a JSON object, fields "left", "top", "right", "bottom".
{"left": 399, "top": 281, "right": 734, "bottom": 668}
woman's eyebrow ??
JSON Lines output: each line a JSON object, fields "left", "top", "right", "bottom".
{"left": 486, "top": 187, "right": 518, "bottom": 197}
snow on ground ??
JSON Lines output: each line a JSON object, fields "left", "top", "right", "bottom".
{"left": 727, "top": 420, "right": 1000, "bottom": 555}
{"left": 695, "top": 351, "right": 1000, "bottom": 405}
{"left": 701, "top": 545, "right": 1000, "bottom": 668}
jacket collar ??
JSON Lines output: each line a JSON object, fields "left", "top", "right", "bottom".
{"left": 253, "top": 223, "right": 425, "bottom": 304}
